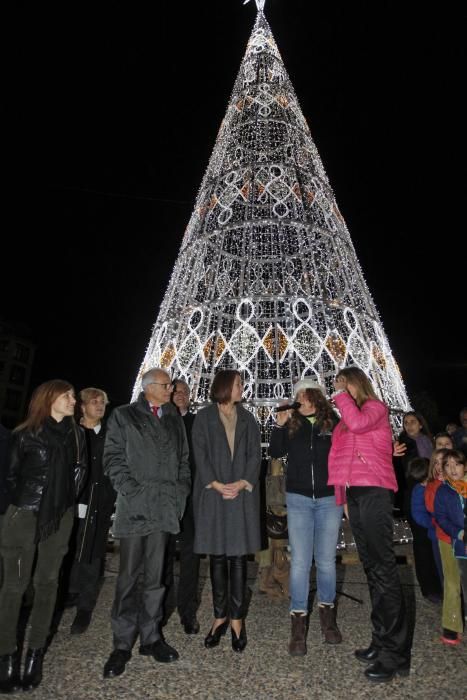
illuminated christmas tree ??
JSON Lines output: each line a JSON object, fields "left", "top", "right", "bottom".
{"left": 133, "top": 0, "right": 410, "bottom": 435}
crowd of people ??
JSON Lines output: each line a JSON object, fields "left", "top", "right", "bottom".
{"left": 0, "top": 368, "right": 465, "bottom": 693}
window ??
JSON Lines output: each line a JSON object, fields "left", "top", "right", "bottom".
{"left": 0, "top": 339, "right": 9, "bottom": 353}
{"left": 14, "top": 344, "right": 30, "bottom": 363}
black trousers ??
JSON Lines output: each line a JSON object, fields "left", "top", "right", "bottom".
{"left": 164, "top": 503, "right": 200, "bottom": 622}
{"left": 347, "top": 486, "right": 411, "bottom": 668}
{"left": 68, "top": 557, "right": 102, "bottom": 612}
{"left": 210, "top": 554, "right": 247, "bottom": 620}
{"left": 111, "top": 531, "right": 168, "bottom": 651}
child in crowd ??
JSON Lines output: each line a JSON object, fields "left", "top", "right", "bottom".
{"left": 431, "top": 450, "right": 465, "bottom": 644}
{"left": 434, "top": 450, "right": 467, "bottom": 639}
{"left": 434, "top": 433, "right": 454, "bottom": 450}
{"left": 425, "top": 450, "right": 449, "bottom": 585}
{"left": 408, "top": 458, "right": 442, "bottom": 603}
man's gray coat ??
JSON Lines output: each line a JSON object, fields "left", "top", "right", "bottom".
{"left": 104, "top": 394, "right": 190, "bottom": 538}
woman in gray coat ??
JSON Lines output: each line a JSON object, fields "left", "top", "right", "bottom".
{"left": 192, "top": 370, "right": 261, "bottom": 653}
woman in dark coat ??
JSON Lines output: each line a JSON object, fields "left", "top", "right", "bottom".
{"left": 192, "top": 369, "right": 261, "bottom": 652}
{"left": 0, "top": 380, "right": 86, "bottom": 693}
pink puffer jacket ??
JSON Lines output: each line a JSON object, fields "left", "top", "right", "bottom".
{"left": 328, "top": 392, "right": 398, "bottom": 491}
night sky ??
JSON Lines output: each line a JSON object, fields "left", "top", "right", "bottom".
{"left": 3, "top": 0, "right": 464, "bottom": 424}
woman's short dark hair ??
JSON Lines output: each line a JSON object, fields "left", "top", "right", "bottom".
{"left": 408, "top": 457, "right": 430, "bottom": 483}
{"left": 210, "top": 370, "right": 241, "bottom": 404}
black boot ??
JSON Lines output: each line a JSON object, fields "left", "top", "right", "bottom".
{"left": 22, "top": 648, "right": 44, "bottom": 692}
{"left": 288, "top": 612, "right": 308, "bottom": 656}
{"left": 0, "top": 650, "right": 21, "bottom": 694}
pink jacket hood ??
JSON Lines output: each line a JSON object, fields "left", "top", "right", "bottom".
{"left": 328, "top": 392, "right": 398, "bottom": 492}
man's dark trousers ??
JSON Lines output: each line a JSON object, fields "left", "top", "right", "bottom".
{"left": 111, "top": 531, "right": 168, "bottom": 650}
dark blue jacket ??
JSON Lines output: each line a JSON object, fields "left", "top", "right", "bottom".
{"left": 434, "top": 482, "right": 467, "bottom": 559}
{"left": 411, "top": 483, "right": 436, "bottom": 542}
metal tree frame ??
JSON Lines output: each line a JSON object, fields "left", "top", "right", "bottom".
{"left": 132, "top": 6, "right": 410, "bottom": 440}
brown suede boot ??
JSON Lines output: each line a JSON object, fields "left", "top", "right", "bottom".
{"left": 288, "top": 612, "right": 307, "bottom": 656}
{"left": 318, "top": 602, "right": 342, "bottom": 644}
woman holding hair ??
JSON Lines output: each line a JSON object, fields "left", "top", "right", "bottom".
{"left": 270, "top": 379, "right": 343, "bottom": 655}
{"left": 328, "top": 367, "right": 411, "bottom": 684}
{"left": 0, "top": 380, "right": 86, "bottom": 693}
{"left": 192, "top": 370, "right": 261, "bottom": 653}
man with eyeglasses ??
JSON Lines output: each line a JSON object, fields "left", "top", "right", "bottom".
{"left": 102, "top": 368, "right": 190, "bottom": 679}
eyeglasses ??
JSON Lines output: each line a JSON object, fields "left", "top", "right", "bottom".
{"left": 150, "top": 382, "right": 173, "bottom": 390}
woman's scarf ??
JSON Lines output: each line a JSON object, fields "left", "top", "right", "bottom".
{"left": 36, "top": 416, "right": 75, "bottom": 542}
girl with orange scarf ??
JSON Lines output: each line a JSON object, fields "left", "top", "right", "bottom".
{"left": 434, "top": 449, "right": 467, "bottom": 645}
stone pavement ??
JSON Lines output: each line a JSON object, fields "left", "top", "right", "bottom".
{"left": 21, "top": 546, "right": 466, "bottom": 700}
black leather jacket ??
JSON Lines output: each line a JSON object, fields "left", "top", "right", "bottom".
{"left": 6, "top": 418, "right": 87, "bottom": 511}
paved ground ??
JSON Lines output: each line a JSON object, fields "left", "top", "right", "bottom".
{"left": 18, "top": 545, "right": 466, "bottom": 700}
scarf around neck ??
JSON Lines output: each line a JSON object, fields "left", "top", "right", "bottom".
{"left": 36, "top": 416, "right": 75, "bottom": 542}
{"left": 447, "top": 478, "right": 467, "bottom": 499}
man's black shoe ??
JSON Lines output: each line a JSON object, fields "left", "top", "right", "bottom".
{"left": 70, "top": 610, "right": 92, "bottom": 635}
{"left": 139, "top": 640, "right": 178, "bottom": 663}
{"left": 182, "top": 618, "right": 200, "bottom": 635}
{"left": 354, "top": 645, "right": 379, "bottom": 663}
{"left": 364, "top": 660, "right": 410, "bottom": 683}
{"left": 103, "top": 650, "right": 131, "bottom": 678}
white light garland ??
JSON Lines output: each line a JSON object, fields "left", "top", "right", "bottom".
{"left": 133, "top": 10, "right": 410, "bottom": 438}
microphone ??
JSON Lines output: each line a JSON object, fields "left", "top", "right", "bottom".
{"left": 274, "top": 401, "right": 301, "bottom": 412}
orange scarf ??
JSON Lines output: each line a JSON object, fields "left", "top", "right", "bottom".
{"left": 447, "top": 478, "right": 467, "bottom": 498}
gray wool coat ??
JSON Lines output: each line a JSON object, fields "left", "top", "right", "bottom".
{"left": 192, "top": 403, "right": 261, "bottom": 556}
{"left": 103, "top": 394, "right": 190, "bottom": 538}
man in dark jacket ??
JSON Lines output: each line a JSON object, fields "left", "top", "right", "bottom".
{"left": 102, "top": 368, "right": 190, "bottom": 679}
{"left": 66, "top": 388, "right": 116, "bottom": 634}
{"left": 163, "top": 379, "right": 200, "bottom": 634}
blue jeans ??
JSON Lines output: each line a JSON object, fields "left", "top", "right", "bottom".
{"left": 286, "top": 492, "right": 343, "bottom": 611}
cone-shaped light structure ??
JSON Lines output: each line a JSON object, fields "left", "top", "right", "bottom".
{"left": 133, "top": 8, "right": 410, "bottom": 435}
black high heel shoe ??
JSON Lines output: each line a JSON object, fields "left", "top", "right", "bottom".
{"left": 204, "top": 619, "right": 229, "bottom": 649}
{"left": 231, "top": 623, "right": 247, "bottom": 653}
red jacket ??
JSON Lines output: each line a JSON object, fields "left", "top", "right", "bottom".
{"left": 328, "top": 392, "right": 397, "bottom": 491}
{"left": 424, "top": 479, "right": 450, "bottom": 544}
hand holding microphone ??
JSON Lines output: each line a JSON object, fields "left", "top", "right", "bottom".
{"left": 274, "top": 400, "right": 301, "bottom": 425}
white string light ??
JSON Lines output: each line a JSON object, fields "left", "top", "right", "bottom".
{"left": 132, "top": 11, "right": 410, "bottom": 438}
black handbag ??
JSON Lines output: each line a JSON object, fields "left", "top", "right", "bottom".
{"left": 266, "top": 509, "right": 288, "bottom": 539}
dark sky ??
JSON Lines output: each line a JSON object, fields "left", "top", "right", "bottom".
{"left": 3, "top": 0, "right": 465, "bottom": 422}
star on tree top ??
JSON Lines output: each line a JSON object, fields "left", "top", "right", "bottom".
{"left": 243, "top": 0, "right": 266, "bottom": 12}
